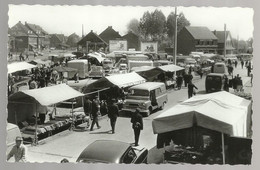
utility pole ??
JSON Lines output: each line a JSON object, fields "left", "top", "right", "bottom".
{"left": 237, "top": 34, "right": 239, "bottom": 54}
{"left": 173, "top": 6, "right": 178, "bottom": 64}
{"left": 224, "top": 24, "right": 226, "bottom": 58}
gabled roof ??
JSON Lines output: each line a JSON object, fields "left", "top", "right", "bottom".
{"left": 10, "top": 21, "right": 37, "bottom": 37}
{"left": 185, "top": 26, "right": 218, "bottom": 40}
{"left": 50, "top": 34, "right": 67, "bottom": 43}
{"left": 99, "top": 26, "right": 122, "bottom": 44}
{"left": 122, "top": 31, "right": 138, "bottom": 39}
{"left": 77, "top": 31, "right": 107, "bottom": 46}
{"left": 212, "top": 31, "right": 231, "bottom": 43}
{"left": 25, "top": 22, "right": 48, "bottom": 36}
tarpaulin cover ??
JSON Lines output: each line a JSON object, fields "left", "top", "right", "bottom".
{"left": 131, "top": 66, "right": 155, "bottom": 72}
{"left": 152, "top": 91, "right": 251, "bottom": 138}
{"left": 9, "top": 84, "right": 84, "bottom": 106}
{"left": 8, "top": 62, "right": 37, "bottom": 74}
{"left": 158, "top": 64, "right": 184, "bottom": 72}
{"left": 28, "top": 59, "right": 51, "bottom": 66}
{"left": 84, "top": 72, "right": 146, "bottom": 92}
{"left": 87, "top": 53, "right": 106, "bottom": 63}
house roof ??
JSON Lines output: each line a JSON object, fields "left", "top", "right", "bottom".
{"left": 10, "top": 21, "right": 37, "bottom": 37}
{"left": 50, "top": 34, "right": 67, "bottom": 43}
{"left": 185, "top": 26, "right": 218, "bottom": 40}
{"left": 77, "top": 31, "right": 107, "bottom": 46}
{"left": 99, "top": 26, "right": 122, "bottom": 44}
{"left": 25, "top": 22, "right": 48, "bottom": 36}
{"left": 212, "top": 31, "right": 231, "bottom": 43}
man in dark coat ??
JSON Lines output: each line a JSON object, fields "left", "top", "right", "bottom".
{"left": 247, "top": 62, "right": 252, "bottom": 77}
{"left": 176, "top": 74, "right": 183, "bottom": 90}
{"left": 188, "top": 80, "right": 198, "bottom": 98}
{"left": 107, "top": 99, "right": 119, "bottom": 134}
{"left": 90, "top": 96, "right": 101, "bottom": 131}
{"left": 131, "top": 108, "right": 143, "bottom": 146}
{"left": 183, "top": 72, "right": 189, "bottom": 87}
{"left": 241, "top": 60, "right": 244, "bottom": 69}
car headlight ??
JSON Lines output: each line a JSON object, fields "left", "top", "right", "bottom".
{"left": 141, "top": 103, "right": 146, "bottom": 107}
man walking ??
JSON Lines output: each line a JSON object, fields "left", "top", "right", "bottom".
{"left": 83, "top": 96, "right": 92, "bottom": 129}
{"left": 131, "top": 108, "right": 143, "bottom": 146}
{"left": 241, "top": 60, "right": 244, "bottom": 69}
{"left": 188, "top": 80, "right": 198, "bottom": 98}
{"left": 107, "top": 99, "right": 119, "bottom": 134}
{"left": 90, "top": 96, "right": 101, "bottom": 131}
{"left": 7, "top": 136, "right": 27, "bottom": 162}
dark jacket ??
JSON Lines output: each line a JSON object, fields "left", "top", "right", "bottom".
{"left": 188, "top": 83, "right": 198, "bottom": 92}
{"left": 107, "top": 103, "right": 119, "bottom": 119}
{"left": 131, "top": 113, "right": 143, "bottom": 130}
{"left": 91, "top": 100, "right": 99, "bottom": 117}
{"left": 83, "top": 99, "right": 92, "bottom": 115}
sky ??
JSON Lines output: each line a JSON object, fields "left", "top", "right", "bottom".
{"left": 8, "top": 5, "right": 254, "bottom": 41}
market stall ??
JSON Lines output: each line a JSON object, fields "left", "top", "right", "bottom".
{"left": 8, "top": 84, "right": 85, "bottom": 145}
{"left": 152, "top": 91, "right": 252, "bottom": 164}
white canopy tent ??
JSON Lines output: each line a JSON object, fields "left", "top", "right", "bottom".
{"left": 152, "top": 91, "right": 252, "bottom": 164}
{"left": 9, "top": 84, "right": 84, "bottom": 144}
{"left": 8, "top": 62, "right": 37, "bottom": 74}
{"left": 153, "top": 91, "right": 251, "bottom": 137}
{"left": 158, "top": 64, "right": 185, "bottom": 72}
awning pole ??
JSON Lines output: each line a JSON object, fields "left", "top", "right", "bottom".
{"left": 70, "top": 98, "right": 75, "bottom": 130}
{"left": 221, "top": 133, "right": 225, "bottom": 164}
{"left": 34, "top": 103, "right": 38, "bottom": 146}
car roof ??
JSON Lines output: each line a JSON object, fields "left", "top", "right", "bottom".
{"left": 129, "top": 82, "right": 165, "bottom": 91}
{"left": 77, "top": 140, "right": 131, "bottom": 163}
{"left": 207, "top": 73, "right": 225, "bottom": 77}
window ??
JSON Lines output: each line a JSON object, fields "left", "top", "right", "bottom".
{"left": 123, "top": 149, "right": 136, "bottom": 163}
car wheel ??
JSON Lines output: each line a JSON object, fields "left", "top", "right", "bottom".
{"left": 144, "top": 107, "right": 152, "bottom": 117}
{"left": 160, "top": 102, "right": 165, "bottom": 110}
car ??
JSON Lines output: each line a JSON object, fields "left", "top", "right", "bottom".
{"left": 76, "top": 140, "right": 148, "bottom": 164}
{"left": 122, "top": 82, "right": 168, "bottom": 117}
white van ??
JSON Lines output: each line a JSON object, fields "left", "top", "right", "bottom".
{"left": 6, "top": 123, "right": 22, "bottom": 155}
{"left": 67, "top": 59, "right": 89, "bottom": 79}
{"left": 213, "top": 62, "right": 227, "bottom": 74}
{"left": 122, "top": 82, "right": 168, "bottom": 117}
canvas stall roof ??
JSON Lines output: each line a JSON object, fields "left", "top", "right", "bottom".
{"left": 9, "top": 84, "right": 84, "bottom": 106}
{"left": 84, "top": 72, "right": 146, "bottom": 92}
{"left": 158, "top": 64, "right": 184, "bottom": 72}
{"left": 28, "top": 59, "right": 51, "bottom": 66}
{"left": 131, "top": 66, "right": 155, "bottom": 72}
{"left": 63, "top": 53, "right": 76, "bottom": 58}
{"left": 152, "top": 91, "right": 251, "bottom": 138}
{"left": 106, "top": 72, "right": 146, "bottom": 88}
{"left": 8, "top": 62, "right": 37, "bottom": 74}
{"left": 87, "top": 53, "right": 106, "bottom": 63}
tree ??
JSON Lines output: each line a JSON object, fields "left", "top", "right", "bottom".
{"left": 166, "top": 12, "right": 190, "bottom": 40}
{"left": 139, "top": 11, "right": 153, "bottom": 39}
{"left": 139, "top": 9, "right": 166, "bottom": 40}
{"left": 127, "top": 18, "right": 140, "bottom": 35}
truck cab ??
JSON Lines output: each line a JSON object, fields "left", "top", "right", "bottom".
{"left": 122, "top": 82, "right": 168, "bottom": 117}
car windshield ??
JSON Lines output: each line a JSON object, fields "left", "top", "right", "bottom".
{"left": 129, "top": 89, "right": 149, "bottom": 97}
{"left": 207, "top": 76, "right": 221, "bottom": 81}
{"left": 122, "top": 149, "right": 137, "bottom": 164}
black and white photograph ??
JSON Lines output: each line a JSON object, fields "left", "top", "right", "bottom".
{"left": 2, "top": 1, "right": 259, "bottom": 168}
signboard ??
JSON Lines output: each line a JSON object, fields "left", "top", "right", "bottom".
{"left": 141, "top": 41, "right": 158, "bottom": 53}
{"left": 109, "top": 40, "right": 127, "bottom": 52}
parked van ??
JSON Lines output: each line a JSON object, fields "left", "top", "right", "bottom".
{"left": 67, "top": 59, "right": 89, "bottom": 79}
{"left": 6, "top": 123, "right": 22, "bottom": 155}
{"left": 122, "top": 82, "right": 168, "bottom": 117}
{"left": 213, "top": 62, "right": 227, "bottom": 74}
{"left": 205, "top": 73, "right": 225, "bottom": 93}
